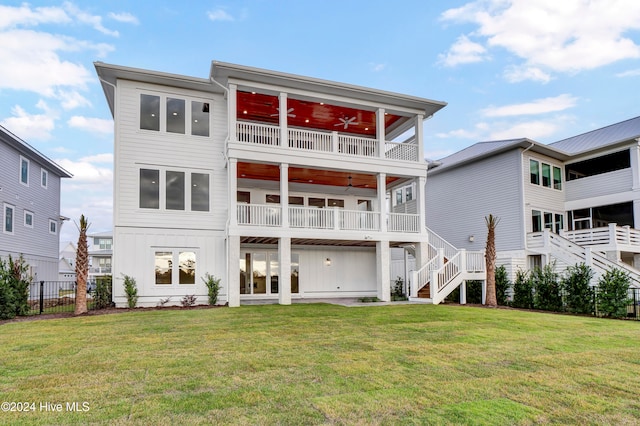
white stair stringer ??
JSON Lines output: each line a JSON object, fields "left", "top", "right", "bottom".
{"left": 529, "top": 229, "right": 640, "bottom": 288}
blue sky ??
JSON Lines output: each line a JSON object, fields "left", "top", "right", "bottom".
{"left": 2, "top": 1, "right": 640, "bottom": 244}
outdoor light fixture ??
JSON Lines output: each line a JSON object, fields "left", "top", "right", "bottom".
{"left": 469, "top": 235, "right": 475, "bottom": 242}
{"left": 325, "top": 258, "right": 331, "bottom": 266}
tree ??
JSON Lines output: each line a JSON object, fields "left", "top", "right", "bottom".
{"left": 74, "top": 215, "right": 90, "bottom": 315}
{"left": 562, "top": 263, "right": 594, "bottom": 314}
{"left": 484, "top": 214, "right": 500, "bottom": 307}
{"left": 597, "top": 268, "right": 631, "bottom": 318}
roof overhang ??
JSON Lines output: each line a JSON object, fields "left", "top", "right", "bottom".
{"left": 0, "top": 126, "right": 72, "bottom": 178}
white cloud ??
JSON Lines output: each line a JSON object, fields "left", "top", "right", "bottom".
{"left": 482, "top": 94, "right": 578, "bottom": 117}
{"left": 57, "top": 90, "right": 92, "bottom": 110}
{"left": 80, "top": 153, "right": 113, "bottom": 164}
{"left": 616, "top": 68, "right": 640, "bottom": 77}
{"left": 441, "top": 0, "right": 640, "bottom": 81}
{"left": 108, "top": 12, "right": 139, "bottom": 25}
{"left": 56, "top": 157, "right": 113, "bottom": 184}
{"left": 438, "top": 34, "right": 489, "bottom": 67}
{"left": 62, "top": 2, "right": 119, "bottom": 37}
{"left": 68, "top": 116, "right": 113, "bottom": 134}
{"left": 436, "top": 128, "right": 480, "bottom": 139}
{"left": 503, "top": 65, "right": 551, "bottom": 83}
{"left": 0, "top": 104, "right": 56, "bottom": 141}
{"left": 0, "top": 3, "right": 71, "bottom": 29}
{"left": 207, "top": 9, "right": 234, "bottom": 21}
{"left": 489, "top": 120, "right": 560, "bottom": 140}
{"left": 370, "top": 63, "right": 386, "bottom": 72}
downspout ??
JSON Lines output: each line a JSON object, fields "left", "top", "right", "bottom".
{"left": 520, "top": 142, "right": 535, "bottom": 263}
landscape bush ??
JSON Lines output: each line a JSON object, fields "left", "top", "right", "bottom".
{"left": 596, "top": 268, "right": 631, "bottom": 318}
{"left": 562, "top": 263, "right": 594, "bottom": 314}
{"left": 202, "top": 273, "right": 221, "bottom": 305}
{"left": 0, "top": 256, "right": 30, "bottom": 319}
{"left": 391, "top": 276, "right": 408, "bottom": 301}
{"left": 512, "top": 269, "right": 534, "bottom": 309}
{"left": 532, "top": 264, "right": 562, "bottom": 311}
{"left": 122, "top": 274, "right": 138, "bottom": 308}
{"left": 495, "top": 265, "right": 509, "bottom": 306}
{"left": 93, "top": 276, "right": 113, "bottom": 309}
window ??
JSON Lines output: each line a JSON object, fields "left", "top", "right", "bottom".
{"left": 530, "top": 158, "right": 562, "bottom": 190}
{"left": 140, "top": 169, "right": 160, "bottom": 209}
{"left": 24, "top": 211, "right": 33, "bottom": 228}
{"left": 529, "top": 160, "right": 539, "bottom": 185}
{"left": 166, "top": 171, "right": 185, "bottom": 210}
{"left": 405, "top": 186, "right": 413, "bottom": 202}
{"left": 191, "top": 173, "right": 209, "bottom": 211}
{"left": 4, "top": 204, "right": 14, "bottom": 234}
{"left": 140, "top": 94, "right": 160, "bottom": 131}
{"left": 41, "top": 169, "right": 48, "bottom": 188}
{"left": 532, "top": 209, "right": 564, "bottom": 233}
{"left": 20, "top": 157, "right": 29, "bottom": 185}
{"left": 140, "top": 168, "right": 210, "bottom": 212}
{"left": 155, "top": 250, "right": 196, "bottom": 285}
{"left": 395, "top": 189, "right": 403, "bottom": 206}
{"left": 96, "top": 238, "right": 112, "bottom": 250}
{"left": 49, "top": 219, "right": 57, "bottom": 235}
{"left": 140, "top": 93, "right": 209, "bottom": 137}
{"left": 191, "top": 101, "right": 210, "bottom": 136}
{"left": 327, "top": 199, "right": 344, "bottom": 208}
{"left": 166, "top": 98, "right": 185, "bottom": 134}
{"left": 566, "top": 149, "right": 630, "bottom": 181}
{"left": 532, "top": 210, "right": 542, "bottom": 232}
{"left": 541, "top": 163, "right": 551, "bottom": 188}
{"left": 553, "top": 166, "right": 562, "bottom": 190}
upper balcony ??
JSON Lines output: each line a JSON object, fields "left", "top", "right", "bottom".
{"left": 228, "top": 88, "right": 432, "bottom": 167}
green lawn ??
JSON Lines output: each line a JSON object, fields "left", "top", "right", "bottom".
{"left": 1, "top": 304, "right": 640, "bottom": 425}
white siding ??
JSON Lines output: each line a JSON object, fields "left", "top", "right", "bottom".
{"left": 426, "top": 149, "right": 524, "bottom": 251}
{"left": 565, "top": 168, "right": 632, "bottom": 202}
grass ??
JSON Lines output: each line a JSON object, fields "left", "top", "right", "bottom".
{"left": 1, "top": 304, "right": 640, "bottom": 425}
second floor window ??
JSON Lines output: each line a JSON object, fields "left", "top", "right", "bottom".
{"left": 530, "top": 159, "right": 562, "bottom": 191}
{"left": 20, "top": 157, "right": 29, "bottom": 185}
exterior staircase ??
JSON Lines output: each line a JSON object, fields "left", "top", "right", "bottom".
{"left": 527, "top": 229, "right": 640, "bottom": 288}
{"left": 409, "top": 228, "right": 486, "bottom": 304}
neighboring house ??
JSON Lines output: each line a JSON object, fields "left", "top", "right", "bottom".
{"left": 58, "top": 241, "right": 76, "bottom": 281}
{"left": 95, "top": 60, "right": 485, "bottom": 307}
{"left": 88, "top": 231, "right": 113, "bottom": 281}
{"left": 426, "top": 116, "right": 640, "bottom": 287}
{"left": 0, "top": 125, "right": 72, "bottom": 282}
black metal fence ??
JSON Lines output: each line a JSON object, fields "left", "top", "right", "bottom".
{"left": 27, "top": 277, "right": 113, "bottom": 315}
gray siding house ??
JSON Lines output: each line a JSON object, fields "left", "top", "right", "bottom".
{"left": 0, "top": 125, "right": 72, "bottom": 281}
{"left": 426, "top": 116, "right": 640, "bottom": 286}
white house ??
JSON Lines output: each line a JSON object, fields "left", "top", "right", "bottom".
{"left": 0, "top": 125, "right": 72, "bottom": 282}
{"left": 426, "top": 116, "right": 640, "bottom": 287}
{"left": 88, "top": 230, "right": 113, "bottom": 281}
{"left": 95, "top": 60, "right": 485, "bottom": 307}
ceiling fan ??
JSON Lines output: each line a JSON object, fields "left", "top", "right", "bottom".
{"left": 335, "top": 116, "right": 359, "bottom": 129}
{"left": 345, "top": 175, "right": 370, "bottom": 191}
{"left": 270, "top": 107, "right": 296, "bottom": 118}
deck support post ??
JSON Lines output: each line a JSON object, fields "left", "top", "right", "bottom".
{"left": 227, "top": 235, "right": 240, "bottom": 307}
{"left": 278, "top": 237, "right": 291, "bottom": 305}
{"left": 460, "top": 280, "right": 467, "bottom": 305}
{"left": 376, "top": 240, "right": 390, "bottom": 302}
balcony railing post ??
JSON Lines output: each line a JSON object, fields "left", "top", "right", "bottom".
{"left": 609, "top": 222, "right": 618, "bottom": 250}
{"left": 332, "top": 131, "right": 339, "bottom": 153}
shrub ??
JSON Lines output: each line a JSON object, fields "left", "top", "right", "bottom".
{"left": 562, "top": 263, "right": 594, "bottom": 314}
{"left": 391, "top": 276, "right": 407, "bottom": 301}
{"left": 157, "top": 297, "right": 172, "bottom": 307}
{"left": 596, "top": 268, "right": 631, "bottom": 318}
{"left": 512, "top": 269, "right": 534, "bottom": 309}
{"left": 495, "top": 265, "right": 509, "bottom": 306}
{"left": 181, "top": 294, "right": 197, "bottom": 307}
{"left": 122, "top": 274, "right": 138, "bottom": 308}
{"left": 532, "top": 264, "right": 562, "bottom": 311}
{"left": 0, "top": 255, "right": 30, "bottom": 319}
{"left": 93, "top": 276, "right": 113, "bottom": 310}
{"left": 202, "top": 273, "right": 221, "bottom": 305}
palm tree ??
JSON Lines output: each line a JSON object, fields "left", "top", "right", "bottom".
{"left": 484, "top": 214, "right": 500, "bottom": 307}
{"left": 74, "top": 215, "right": 90, "bottom": 315}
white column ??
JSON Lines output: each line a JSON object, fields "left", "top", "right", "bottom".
{"left": 229, "top": 158, "right": 238, "bottom": 227}
{"left": 229, "top": 84, "right": 237, "bottom": 142}
{"left": 280, "top": 163, "right": 289, "bottom": 228}
{"left": 376, "top": 240, "right": 391, "bottom": 301}
{"left": 227, "top": 235, "right": 240, "bottom": 307}
{"left": 415, "top": 114, "right": 424, "bottom": 162}
{"left": 279, "top": 92, "right": 288, "bottom": 147}
{"left": 377, "top": 173, "right": 387, "bottom": 232}
{"left": 631, "top": 138, "right": 640, "bottom": 190}
{"left": 376, "top": 108, "right": 385, "bottom": 158}
{"left": 460, "top": 281, "right": 467, "bottom": 305}
{"left": 417, "top": 176, "right": 426, "bottom": 234}
{"left": 278, "top": 237, "right": 291, "bottom": 305}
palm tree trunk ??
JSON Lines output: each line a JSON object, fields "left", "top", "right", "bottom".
{"left": 484, "top": 214, "right": 499, "bottom": 307}
{"left": 74, "top": 215, "right": 89, "bottom": 315}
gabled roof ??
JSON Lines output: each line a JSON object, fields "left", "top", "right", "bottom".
{"left": 0, "top": 125, "right": 72, "bottom": 178}
{"left": 428, "top": 138, "right": 569, "bottom": 176}
{"left": 550, "top": 115, "right": 640, "bottom": 155}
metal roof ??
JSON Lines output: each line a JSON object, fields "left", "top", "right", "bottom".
{"left": 428, "top": 138, "right": 569, "bottom": 175}
{"left": 550, "top": 115, "right": 640, "bottom": 154}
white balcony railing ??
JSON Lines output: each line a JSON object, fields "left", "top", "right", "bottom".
{"left": 236, "top": 121, "right": 419, "bottom": 162}
{"left": 238, "top": 204, "right": 419, "bottom": 233}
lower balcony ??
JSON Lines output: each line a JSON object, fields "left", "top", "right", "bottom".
{"left": 237, "top": 204, "right": 420, "bottom": 233}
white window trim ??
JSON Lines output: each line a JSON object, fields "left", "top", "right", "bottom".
{"left": 528, "top": 156, "right": 563, "bottom": 192}
{"left": 41, "top": 169, "right": 48, "bottom": 189}
{"left": 152, "top": 248, "right": 198, "bottom": 287}
{"left": 24, "top": 210, "right": 34, "bottom": 228}
{"left": 49, "top": 219, "right": 58, "bottom": 235}
{"left": 138, "top": 91, "right": 212, "bottom": 137}
{"left": 138, "top": 165, "right": 211, "bottom": 213}
{"left": 19, "top": 156, "right": 29, "bottom": 186}
{"left": 4, "top": 204, "right": 15, "bottom": 235}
